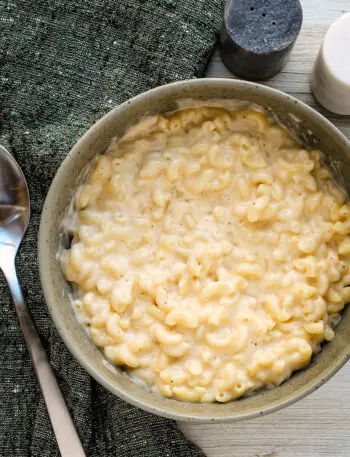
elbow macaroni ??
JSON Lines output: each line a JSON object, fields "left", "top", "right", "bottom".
{"left": 63, "top": 105, "right": 350, "bottom": 403}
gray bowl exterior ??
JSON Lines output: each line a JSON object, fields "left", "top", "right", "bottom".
{"left": 38, "top": 79, "right": 350, "bottom": 423}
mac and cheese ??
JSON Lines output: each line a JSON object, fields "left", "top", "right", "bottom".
{"left": 63, "top": 106, "right": 350, "bottom": 403}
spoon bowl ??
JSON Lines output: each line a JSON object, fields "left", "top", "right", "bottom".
{"left": 0, "top": 146, "right": 30, "bottom": 253}
{"left": 0, "top": 145, "right": 85, "bottom": 456}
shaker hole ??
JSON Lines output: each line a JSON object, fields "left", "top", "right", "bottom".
{"left": 250, "top": 6, "right": 254, "bottom": 11}
{"left": 272, "top": 21, "right": 276, "bottom": 25}
{"left": 262, "top": 12, "right": 266, "bottom": 17}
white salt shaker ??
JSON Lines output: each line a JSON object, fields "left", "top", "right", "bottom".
{"left": 310, "top": 13, "right": 350, "bottom": 115}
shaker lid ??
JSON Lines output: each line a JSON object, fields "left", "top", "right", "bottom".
{"left": 225, "top": 0, "right": 303, "bottom": 54}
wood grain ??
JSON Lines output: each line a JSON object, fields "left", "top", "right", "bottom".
{"left": 179, "top": 1, "right": 350, "bottom": 456}
{"left": 179, "top": 364, "right": 350, "bottom": 457}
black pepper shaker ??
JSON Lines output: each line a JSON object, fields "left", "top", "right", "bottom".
{"left": 219, "top": 0, "right": 303, "bottom": 81}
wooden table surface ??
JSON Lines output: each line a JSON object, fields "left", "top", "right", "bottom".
{"left": 178, "top": 1, "right": 350, "bottom": 456}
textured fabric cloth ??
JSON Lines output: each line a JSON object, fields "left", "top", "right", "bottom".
{"left": 0, "top": 1, "right": 224, "bottom": 456}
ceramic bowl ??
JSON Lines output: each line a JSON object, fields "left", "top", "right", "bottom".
{"left": 38, "top": 78, "right": 350, "bottom": 422}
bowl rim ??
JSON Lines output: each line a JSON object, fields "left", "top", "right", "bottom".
{"left": 38, "top": 78, "right": 350, "bottom": 422}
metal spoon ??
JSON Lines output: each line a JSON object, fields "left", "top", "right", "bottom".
{"left": 0, "top": 145, "right": 86, "bottom": 457}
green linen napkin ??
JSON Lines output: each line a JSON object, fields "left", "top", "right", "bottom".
{"left": 0, "top": 1, "right": 224, "bottom": 455}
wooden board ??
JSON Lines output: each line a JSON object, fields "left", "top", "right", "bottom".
{"left": 178, "top": 1, "right": 350, "bottom": 456}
